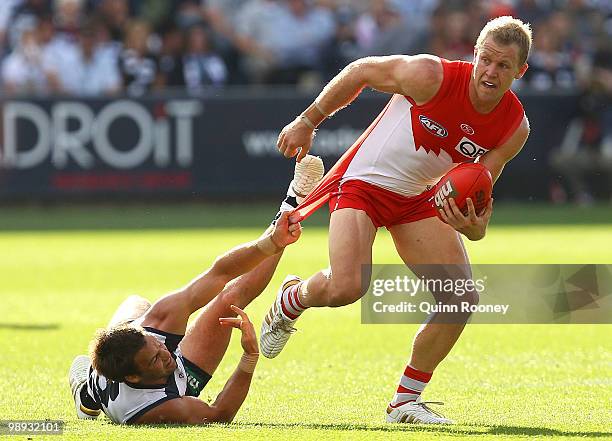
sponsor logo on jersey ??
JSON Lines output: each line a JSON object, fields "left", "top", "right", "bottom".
{"left": 460, "top": 123, "right": 475, "bottom": 135}
{"left": 434, "top": 179, "right": 457, "bottom": 207}
{"left": 419, "top": 115, "right": 448, "bottom": 138}
{"left": 454, "top": 137, "right": 490, "bottom": 159}
{"left": 189, "top": 377, "right": 200, "bottom": 390}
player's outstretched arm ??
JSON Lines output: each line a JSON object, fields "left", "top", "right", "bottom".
{"left": 132, "top": 306, "right": 259, "bottom": 425}
{"left": 140, "top": 212, "right": 301, "bottom": 335}
{"left": 277, "top": 55, "right": 443, "bottom": 161}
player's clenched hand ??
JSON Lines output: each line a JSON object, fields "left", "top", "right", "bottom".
{"left": 219, "top": 305, "right": 259, "bottom": 355}
{"left": 438, "top": 197, "right": 493, "bottom": 241}
{"left": 277, "top": 116, "right": 315, "bottom": 162}
{"left": 271, "top": 211, "right": 302, "bottom": 247}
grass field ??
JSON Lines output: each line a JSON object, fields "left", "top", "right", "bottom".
{"left": 0, "top": 203, "right": 611, "bottom": 440}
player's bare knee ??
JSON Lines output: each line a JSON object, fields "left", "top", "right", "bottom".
{"left": 328, "top": 276, "right": 366, "bottom": 307}
{"left": 217, "top": 291, "right": 243, "bottom": 315}
{"left": 461, "top": 289, "right": 480, "bottom": 307}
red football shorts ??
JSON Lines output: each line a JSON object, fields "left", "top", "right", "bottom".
{"left": 328, "top": 179, "right": 438, "bottom": 228}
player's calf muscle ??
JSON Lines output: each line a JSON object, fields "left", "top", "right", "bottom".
{"left": 329, "top": 281, "right": 365, "bottom": 306}
{"left": 309, "top": 272, "right": 365, "bottom": 307}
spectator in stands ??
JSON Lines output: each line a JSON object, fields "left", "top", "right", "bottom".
{"left": 354, "top": 0, "right": 426, "bottom": 57}
{"left": 118, "top": 19, "right": 157, "bottom": 96}
{"left": 593, "top": 37, "right": 612, "bottom": 185}
{"left": 136, "top": 0, "right": 173, "bottom": 30}
{"left": 43, "top": 21, "right": 121, "bottom": 96}
{"left": 391, "top": 0, "right": 439, "bottom": 28}
{"left": 233, "top": 0, "right": 288, "bottom": 82}
{"left": 4, "top": 0, "right": 51, "bottom": 54}
{"left": 515, "top": 0, "right": 551, "bottom": 27}
{"left": 38, "top": 14, "right": 73, "bottom": 93}
{"left": 1, "top": 26, "right": 48, "bottom": 95}
{"left": 154, "top": 25, "right": 186, "bottom": 90}
{"left": 234, "top": 0, "right": 335, "bottom": 85}
{"left": 521, "top": 21, "right": 576, "bottom": 91}
{"left": 182, "top": 24, "right": 227, "bottom": 91}
{"left": 88, "top": 15, "right": 121, "bottom": 62}
{"left": 95, "top": 0, "right": 130, "bottom": 43}
{"left": 175, "top": 0, "right": 206, "bottom": 29}
{"left": 321, "top": 5, "right": 359, "bottom": 80}
{"left": 428, "top": 8, "right": 473, "bottom": 61}
{"left": 205, "top": 0, "right": 251, "bottom": 25}
{"left": 198, "top": 0, "right": 249, "bottom": 84}
{"left": 549, "top": 33, "right": 612, "bottom": 204}
{"left": 0, "top": 0, "right": 610, "bottom": 94}
{"left": 0, "top": 0, "right": 22, "bottom": 55}
{"left": 54, "top": 0, "right": 85, "bottom": 41}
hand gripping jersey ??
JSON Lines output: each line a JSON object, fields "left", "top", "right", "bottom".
{"left": 82, "top": 327, "right": 189, "bottom": 424}
{"left": 294, "top": 59, "right": 525, "bottom": 221}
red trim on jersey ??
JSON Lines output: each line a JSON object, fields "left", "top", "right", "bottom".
{"left": 407, "top": 59, "right": 525, "bottom": 162}
{"left": 292, "top": 98, "right": 395, "bottom": 222}
{"left": 294, "top": 58, "right": 525, "bottom": 223}
{"left": 404, "top": 365, "right": 433, "bottom": 383}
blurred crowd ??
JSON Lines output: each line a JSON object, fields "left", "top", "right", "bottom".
{"left": 0, "top": 0, "right": 610, "bottom": 97}
{"left": 0, "top": 0, "right": 610, "bottom": 203}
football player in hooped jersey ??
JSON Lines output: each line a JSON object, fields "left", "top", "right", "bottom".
{"left": 68, "top": 152, "right": 327, "bottom": 425}
{"left": 67, "top": 210, "right": 305, "bottom": 425}
{"left": 260, "top": 16, "right": 532, "bottom": 424}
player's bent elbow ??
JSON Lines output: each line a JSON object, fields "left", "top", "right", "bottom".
{"left": 178, "top": 406, "right": 234, "bottom": 425}
{"left": 205, "top": 407, "right": 235, "bottom": 424}
{"left": 206, "top": 259, "right": 235, "bottom": 289}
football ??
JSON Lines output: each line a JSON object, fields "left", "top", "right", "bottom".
{"left": 434, "top": 163, "right": 492, "bottom": 216}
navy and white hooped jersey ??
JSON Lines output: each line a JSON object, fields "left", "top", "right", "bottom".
{"left": 83, "top": 327, "right": 188, "bottom": 424}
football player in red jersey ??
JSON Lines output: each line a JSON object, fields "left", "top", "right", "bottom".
{"left": 261, "top": 16, "right": 532, "bottom": 424}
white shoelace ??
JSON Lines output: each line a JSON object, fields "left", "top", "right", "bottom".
{"left": 415, "top": 401, "right": 447, "bottom": 420}
{"left": 269, "top": 315, "right": 297, "bottom": 335}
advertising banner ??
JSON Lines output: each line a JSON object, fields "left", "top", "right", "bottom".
{"left": 0, "top": 92, "right": 578, "bottom": 200}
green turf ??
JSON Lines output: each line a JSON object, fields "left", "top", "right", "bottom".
{"left": 0, "top": 202, "right": 611, "bottom": 230}
{"left": 0, "top": 205, "right": 611, "bottom": 440}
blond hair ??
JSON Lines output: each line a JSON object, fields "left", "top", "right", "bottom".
{"left": 476, "top": 16, "right": 533, "bottom": 65}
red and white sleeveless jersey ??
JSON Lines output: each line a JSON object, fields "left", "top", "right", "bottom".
{"left": 295, "top": 59, "right": 525, "bottom": 220}
{"left": 342, "top": 59, "right": 525, "bottom": 196}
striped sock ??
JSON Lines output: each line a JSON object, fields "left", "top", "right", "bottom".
{"left": 390, "top": 365, "right": 433, "bottom": 407}
{"left": 279, "top": 283, "right": 307, "bottom": 320}
{"left": 271, "top": 182, "right": 299, "bottom": 225}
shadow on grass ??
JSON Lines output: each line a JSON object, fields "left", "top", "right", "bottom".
{"left": 231, "top": 422, "right": 611, "bottom": 437}
{"left": 137, "top": 421, "right": 611, "bottom": 437}
{"left": 0, "top": 323, "right": 60, "bottom": 330}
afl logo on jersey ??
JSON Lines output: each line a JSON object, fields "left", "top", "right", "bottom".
{"left": 419, "top": 115, "right": 448, "bottom": 138}
{"left": 460, "top": 123, "right": 475, "bottom": 135}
